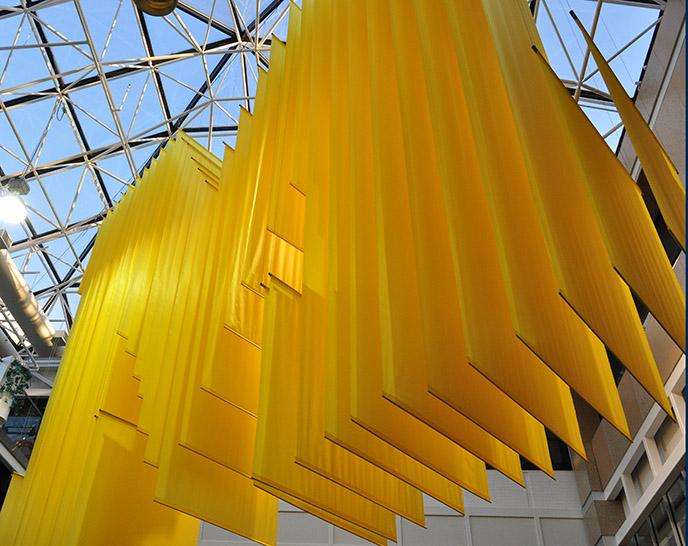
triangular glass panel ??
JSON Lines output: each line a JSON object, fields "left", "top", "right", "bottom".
{"left": 66, "top": 84, "right": 120, "bottom": 150}
{"left": 34, "top": 167, "right": 89, "bottom": 226}
{"left": 2, "top": 99, "right": 61, "bottom": 169}
{"left": 158, "top": 54, "right": 207, "bottom": 115}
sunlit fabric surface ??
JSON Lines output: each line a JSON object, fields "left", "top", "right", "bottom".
{"left": 0, "top": 0, "right": 682, "bottom": 545}
{"left": 570, "top": 12, "right": 686, "bottom": 254}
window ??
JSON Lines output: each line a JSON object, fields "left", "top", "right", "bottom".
{"left": 666, "top": 479, "right": 685, "bottom": 544}
{"left": 654, "top": 418, "right": 681, "bottom": 463}
{"left": 631, "top": 454, "right": 654, "bottom": 497}
{"left": 628, "top": 477, "right": 686, "bottom": 546}
{"left": 650, "top": 499, "right": 679, "bottom": 546}
{"left": 635, "top": 520, "right": 656, "bottom": 546}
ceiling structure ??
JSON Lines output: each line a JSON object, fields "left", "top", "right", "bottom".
{"left": 0, "top": 0, "right": 670, "bottom": 364}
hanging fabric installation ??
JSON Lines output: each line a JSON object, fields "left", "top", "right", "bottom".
{"left": 0, "top": 1, "right": 682, "bottom": 545}
{"left": 569, "top": 11, "right": 686, "bottom": 253}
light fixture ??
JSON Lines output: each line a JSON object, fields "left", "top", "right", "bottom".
{"left": 134, "top": 0, "right": 178, "bottom": 16}
{"left": 0, "top": 193, "right": 27, "bottom": 224}
{"left": 0, "top": 176, "right": 29, "bottom": 224}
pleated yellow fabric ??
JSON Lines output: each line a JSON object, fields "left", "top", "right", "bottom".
{"left": 117, "top": 136, "right": 276, "bottom": 545}
{"left": 479, "top": 0, "right": 673, "bottom": 418}
{"left": 254, "top": 280, "right": 398, "bottom": 542}
{"left": 570, "top": 12, "right": 685, "bottom": 252}
{"left": 289, "top": 3, "right": 426, "bottom": 524}
{"left": 0, "top": 142, "right": 197, "bottom": 546}
{"left": 71, "top": 188, "right": 203, "bottom": 543}
{"left": 295, "top": 286, "right": 426, "bottom": 526}
{"left": 532, "top": 47, "right": 685, "bottom": 354}
{"left": 378, "top": 0, "right": 578, "bottom": 472}
{"left": 327, "top": 196, "right": 466, "bottom": 504}
{"left": 431, "top": 0, "right": 629, "bottom": 440}
{"left": 118, "top": 137, "right": 276, "bottom": 546}
{"left": 1, "top": 1, "right": 682, "bottom": 544}
{"left": 265, "top": 28, "right": 305, "bottom": 254}
{"left": 407, "top": 0, "right": 576, "bottom": 458}
{"left": 250, "top": 2, "right": 425, "bottom": 532}
{"left": 345, "top": 0, "right": 489, "bottom": 501}
{"left": 319, "top": 0, "right": 468, "bottom": 513}
{"left": 0, "top": 134, "right": 283, "bottom": 546}
{"left": 159, "top": 152, "right": 276, "bottom": 544}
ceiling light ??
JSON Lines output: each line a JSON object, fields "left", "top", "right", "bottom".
{"left": 0, "top": 194, "right": 27, "bottom": 224}
{"left": 134, "top": 0, "right": 178, "bottom": 16}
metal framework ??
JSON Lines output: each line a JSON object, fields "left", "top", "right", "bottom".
{"left": 0, "top": 0, "right": 670, "bottom": 361}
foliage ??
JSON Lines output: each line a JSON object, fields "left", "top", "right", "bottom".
{"left": 0, "top": 360, "right": 31, "bottom": 409}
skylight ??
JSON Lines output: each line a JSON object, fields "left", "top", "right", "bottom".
{"left": 0, "top": 0, "right": 664, "bottom": 357}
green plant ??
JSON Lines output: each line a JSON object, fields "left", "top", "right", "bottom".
{"left": 0, "top": 360, "right": 31, "bottom": 409}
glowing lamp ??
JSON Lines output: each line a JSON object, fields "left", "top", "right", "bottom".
{"left": 0, "top": 194, "right": 27, "bottom": 224}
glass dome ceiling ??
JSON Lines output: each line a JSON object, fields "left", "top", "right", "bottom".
{"left": 0, "top": 0, "right": 666, "bottom": 357}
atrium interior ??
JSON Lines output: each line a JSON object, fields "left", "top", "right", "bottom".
{"left": 0, "top": 1, "right": 684, "bottom": 545}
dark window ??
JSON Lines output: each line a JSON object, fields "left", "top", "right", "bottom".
{"left": 666, "top": 478, "right": 686, "bottom": 544}
{"left": 636, "top": 519, "right": 657, "bottom": 546}
{"left": 650, "top": 499, "right": 679, "bottom": 546}
{"left": 518, "top": 431, "right": 572, "bottom": 471}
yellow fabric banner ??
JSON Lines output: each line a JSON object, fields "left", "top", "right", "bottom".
{"left": 479, "top": 0, "right": 673, "bottom": 418}
{"left": 571, "top": 12, "right": 685, "bottom": 252}
{"left": 1, "top": 2, "right": 681, "bottom": 544}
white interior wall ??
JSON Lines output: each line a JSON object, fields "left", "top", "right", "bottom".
{"left": 198, "top": 471, "right": 590, "bottom": 546}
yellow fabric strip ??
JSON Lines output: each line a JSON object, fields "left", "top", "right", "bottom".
{"left": 287, "top": 4, "right": 312, "bottom": 198}
{"left": 344, "top": 0, "right": 489, "bottom": 501}
{"left": 381, "top": 0, "right": 569, "bottom": 472}
{"left": 479, "top": 0, "right": 673, "bottom": 418}
{"left": 254, "top": 280, "right": 398, "bottom": 541}
{"left": 534, "top": 32, "right": 684, "bottom": 353}
{"left": 291, "top": 2, "right": 426, "bottom": 518}
{"left": 71, "top": 414, "right": 199, "bottom": 546}
{"left": 433, "top": 0, "right": 628, "bottom": 440}
{"left": 156, "top": 445, "right": 277, "bottom": 544}
{"left": 265, "top": 9, "right": 306, "bottom": 252}
{"left": 571, "top": 12, "right": 685, "bottom": 251}
{"left": 318, "top": 0, "right": 467, "bottom": 513}
{"left": 100, "top": 335, "right": 141, "bottom": 426}
{"left": 241, "top": 40, "right": 288, "bottom": 295}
